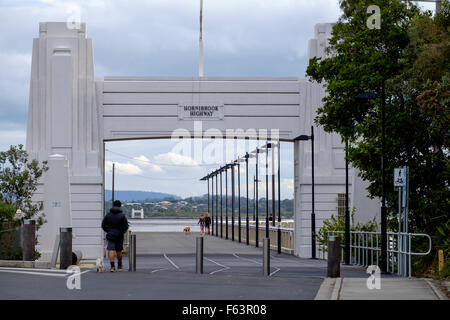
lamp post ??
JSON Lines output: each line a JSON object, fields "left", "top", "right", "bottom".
{"left": 112, "top": 163, "right": 115, "bottom": 203}
{"left": 355, "top": 80, "right": 387, "bottom": 273}
{"left": 276, "top": 142, "right": 281, "bottom": 254}
{"left": 294, "top": 125, "right": 316, "bottom": 259}
{"left": 237, "top": 157, "right": 245, "bottom": 243}
{"left": 211, "top": 173, "right": 214, "bottom": 236}
{"left": 231, "top": 162, "right": 236, "bottom": 241}
{"left": 215, "top": 170, "right": 218, "bottom": 236}
{"left": 345, "top": 140, "right": 350, "bottom": 264}
{"left": 220, "top": 167, "right": 223, "bottom": 238}
{"left": 225, "top": 164, "right": 229, "bottom": 240}
{"left": 252, "top": 148, "right": 261, "bottom": 247}
{"left": 245, "top": 153, "right": 251, "bottom": 245}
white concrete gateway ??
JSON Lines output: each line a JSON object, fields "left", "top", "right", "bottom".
{"left": 26, "top": 22, "right": 379, "bottom": 261}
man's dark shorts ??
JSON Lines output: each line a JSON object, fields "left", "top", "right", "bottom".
{"left": 107, "top": 238, "right": 124, "bottom": 251}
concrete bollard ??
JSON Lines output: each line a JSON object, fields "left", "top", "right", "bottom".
{"left": 196, "top": 237, "right": 204, "bottom": 274}
{"left": 263, "top": 238, "right": 270, "bottom": 276}
{"left": 129, "top": 234, "right": 136, "bottom": 272}
{"left": 22, "top": 220, "right": 36, "bottom": 261}
{"left": 327, "top": 236, "right": 341, "bottom": 278}
{"left": 59, "top": 227, "right": 72, "bottom": 269}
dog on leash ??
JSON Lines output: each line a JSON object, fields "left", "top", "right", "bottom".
{"left": 183, "top": 226, "right": 191, "bottom": 234}
{"left": 96, "top": 257, "right": 105, "bottom": 272}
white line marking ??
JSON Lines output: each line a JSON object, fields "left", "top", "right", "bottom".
{"left": 0, "top": 268, "right": 91, "bottom": 277}
{"left": 163, "top": 253, "right": 179, "bottom": 270}
{"left": 204, "top": 257, "right": 230, "bottom": 275}
{"left": 0, "top": 269, "right": 66, "bottom": 277}
{"left": 79, "top": 270, "right": 91, "bottom": 276}
{"left": 269, "top": 267, "right": 281, "bottom": 277}
{"left": 0, "top": 267, "right": 67, "bottom": 273}
{"left": 233, "top": 254, "right": 281, "bottom": 276}
{"left": 151, "top": 268, "right": 168, "bottom": 273}
{"left": 233, "top": 253, "right": 262, "bottom": 265}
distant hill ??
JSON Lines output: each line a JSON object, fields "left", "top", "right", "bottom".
{"left": 105, "top": 190, "right": 181, "bottom": 202}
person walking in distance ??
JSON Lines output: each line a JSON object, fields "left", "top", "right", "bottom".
{"left": 205, "top": 213, "right": 211, "bottom": 235}
{"left": 198, "top": 214, "right": 205, "bottom": 235}
{"left": 102, "top": 200, "right": 129, "bottom": 272}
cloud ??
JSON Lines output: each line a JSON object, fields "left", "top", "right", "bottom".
{"left": 154, "top": 152, "right": 199, "bottom": 167}
{"left": 105, "top": 160, "right": 143, "bottom": 175}
{"left": 132, "top": 155, "right": 163, "bottom": 173}
{"left": 282, "top": 178, "right": 294, "bottom": 193}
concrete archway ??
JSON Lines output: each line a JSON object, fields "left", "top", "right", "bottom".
{"left": 26, "top": 22, "right": 378, "bottom": 260}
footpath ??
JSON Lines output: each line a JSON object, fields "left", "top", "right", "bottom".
{"left": 315, "top": 277, "right": 449, "bottom": 300}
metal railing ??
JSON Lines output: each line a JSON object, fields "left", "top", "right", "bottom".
{"left": 318, "top": 231, "right": 431, "bottom": 277}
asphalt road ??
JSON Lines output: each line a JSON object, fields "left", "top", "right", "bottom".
{"left": 0, "top": 232, "right": 368, "bottom": 300}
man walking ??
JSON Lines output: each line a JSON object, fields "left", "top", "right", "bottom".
{"left": 102, "top": 200, "right": 129, "bottom": 272}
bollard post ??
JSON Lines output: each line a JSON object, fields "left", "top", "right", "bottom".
{"left": 22, "top": 220, "right": 36, "bottom": 261}
{"left": 263, "top": 238, "right": 270, "bottom": 276}
{"left": 59, "top": 227, "right": 72, "bottom": 269}
{"left": 438, "top": 250, "right": 444, "bottom": 275}
{"left": 129, "top": 234, "right": 136, "bottom": 272}
{"left": 196, "top": 237, "right": 204, "bottom": 274}
{"left": 327, "top": 236, "right": 341, "bottom": 278}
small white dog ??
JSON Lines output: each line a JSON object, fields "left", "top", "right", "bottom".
{"left": 96, "top": 257, "right": 105, "bottom": 273}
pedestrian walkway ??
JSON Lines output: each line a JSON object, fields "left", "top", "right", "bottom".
{"left": 315, "top": 277, "right": 448, "bottom": 300}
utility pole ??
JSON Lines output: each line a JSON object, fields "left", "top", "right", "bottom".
{"left": 112, "top": 163, "right": 115, "bottom": 203}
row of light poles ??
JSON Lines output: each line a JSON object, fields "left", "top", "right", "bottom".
{"left": 200, "top": 141, "right": 283, "bottom": 253}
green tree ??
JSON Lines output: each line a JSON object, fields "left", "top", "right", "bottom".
{"left": 306, "top": 0, "right": 449, "bottom": 271}
{"left": 0, "top": 144, "right": 48, "bottom": 259}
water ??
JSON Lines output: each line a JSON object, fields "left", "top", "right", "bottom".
{"left": 129, "top": 218, "right": 201, "bottom": 233}
{"left": 128, "top": 218, "right": 294, "bottom": 233}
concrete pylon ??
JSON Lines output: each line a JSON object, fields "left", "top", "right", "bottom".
{"left": 38, "top": 154, "right": 72, "bottom": 261}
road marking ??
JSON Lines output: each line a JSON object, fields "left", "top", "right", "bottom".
{"left": 151, "top": 268, "right": 168, "bottom": 273}
{"left": 234, "top": 254, "right": 281, "bottom": 277}
{"left": 269, "top": 267, "right": 281, "bottom": 277}
{"left": 0, "top": 268, "right": 91, "bottom": 277}
{"left": 0, "top": 269, "right": 67, "bottom": 277}
{"left": 204, "top": 257, "right": 230, "bottom": 275}
{"left": 163, "top": 253, "right": 180, "bottom": 270}
{"left": 0, "top": 267, "right": 67, "bottom": 273}
{"left": 233, "top": 253, "right": 261, "bottom": 265}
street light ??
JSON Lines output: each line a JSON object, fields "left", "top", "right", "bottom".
{"left": 237, "top": 157, "right": 245, "bottom": 243}
{"left": 231, "top": 161, "right": 237, "bottom": 241}
{"left": 244, "top": 153, "right": 252, "bottom": 245}
{"left": 251, "top": 147, "right": 262, "bottom": 247}
{"left": 355, "top": 79, "right": 387, "bottom": 273}
{"left": 294, "top": 125, "right": 316, "bottom": 259}
{"left": 220, "top": 167, "right": 223, "bottom": 238}
{"left": 260, "top": 143, "right": 270, "bottom": 238}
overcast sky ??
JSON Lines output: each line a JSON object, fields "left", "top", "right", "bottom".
{"left": 0, "top": 0, "right": 435, "bottom": 199}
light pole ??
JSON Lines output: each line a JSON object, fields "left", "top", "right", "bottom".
{"left": 237, "top": 157, "right": 245, "bottom": 243}
{"left": 215, "top": 170, "right": 218, "bottom": 236}
{"left": 345, "top": 140, "right": 350, "bottom": 264}
{"left": 220, "top": 167, "right": 223, "bottom": 238}
{"left": 112, "top": 163, "right": 115, "bottom": 203}
{"left": 210, "top": 173, "right": 214, "bottom": 236}
{"left": 294, "top": 125, "right": 316, "bottom": 259}
{"left": 252, "top": 148, "right": 261, "bottom": 247}
{"left": 231, "top": 161, "right": 236, "bottom": 241}
{"left": 355, "top": 80, "right": 387, "bottom": 273}
{"left": 225, "top": 164, "right": 229, "bottom": 240}
{"left": 276, "top": 142, "right": 281, "bottom": 254}
{"left": 245, "top": 153, "right": 251, "bottom": 245}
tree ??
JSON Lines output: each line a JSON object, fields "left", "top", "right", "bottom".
{"left": 306, "top": 0, "right": 449, "bottom": 272}
{"left": 0, "top": 144, "right": 48, "bottom": 259}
